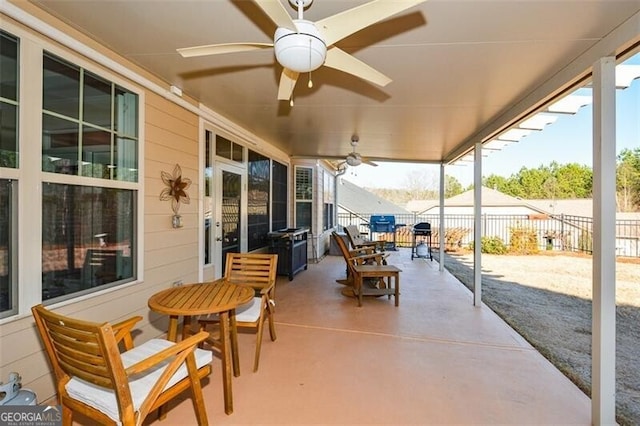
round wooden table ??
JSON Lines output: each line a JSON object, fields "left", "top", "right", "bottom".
{"left": 148, "top": 279, "right": 253, "bottom": 415}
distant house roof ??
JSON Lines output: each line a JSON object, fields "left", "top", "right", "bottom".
{"left": 526, "top": 199, "right": 593, "bottom": 217}
{"left": 409, "top": 187, "right": 639, "bottom": 218}
{"left": 337, "top": 179, "right": 410, "bottom": 216}
{"left": 408, "top": 187, "right": 549, "bottom": 214}
{"left": 446, "top": 187, "right": 533, "bottom": 207}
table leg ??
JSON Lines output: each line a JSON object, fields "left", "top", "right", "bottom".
{"left": 395, "top": 274, "right": 400, "bottom": 306}
{"left": 167, "top": 315, "right": 179, "bottom": 342}
{"left": 219, "top": 311, "right": 234, "bottom": 415}
{"left": 182, "top": 315, "right": 193, "bottom": 340}
{"left": 230, "top": 308, "right": 241, "bottom": 377}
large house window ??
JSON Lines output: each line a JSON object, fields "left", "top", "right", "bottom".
{"left": 0, "top": 30, "right": 18, "bottom": 319}
{"left": 204, "top": 130, "right": 213, "bottom": 265}
{"left": 41, "top": 52, "right": 139, "bottom": 304}
{"left": 295, "top": 166, "right": 312, "bottom": 229}
{"left": 323, "top": 170, "right": 335, "bottom": 231}
{"left": 42, "top": 184, "right": 135, "bottom": 301}
{"left": 42, "top": 52, "right": 138, "bottom": 181}
{"left": 0, "top": 180, "right": 16, "bottom": 318}
{"left": 1, "top": 31, "right": 18, "bottom": 169}
{"left": 248, "top": 150, "right": 270, "bottom": 251}
{"left": 271, "top": 160, "right": 288, "bottom": 231}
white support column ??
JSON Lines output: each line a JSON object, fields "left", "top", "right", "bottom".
{"left": 591, "top": 56, "right": 617, "bottom": 425}
{"left": 439, "top": 163, "right": 445, "bottom": 272}
{"left": 473, "top": 143, "right": 482, "bottom": 307}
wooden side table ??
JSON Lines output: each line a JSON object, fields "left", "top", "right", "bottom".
{"left": 351, "top": 264, "right": 402, "bottom": 307}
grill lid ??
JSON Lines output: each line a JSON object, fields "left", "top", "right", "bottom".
{"left": 413, "top": 222, "right": 431, "bottom": 234}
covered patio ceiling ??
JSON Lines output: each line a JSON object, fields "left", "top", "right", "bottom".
{"left": 16, "top": 0, "right": 640, "bottom": 164}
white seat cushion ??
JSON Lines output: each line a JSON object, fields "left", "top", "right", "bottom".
{"left": 235, "top": 296, "right": 261, "bottom": 322}
{"left": 66, "top": 338, "right": 212, "bottom": 424}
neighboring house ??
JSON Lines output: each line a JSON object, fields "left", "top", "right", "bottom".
{"left": 337, "top": 178, "right": 411, "bottom": 218}
{"left": 410, "top": 187, "right": 551, "bottom": 216}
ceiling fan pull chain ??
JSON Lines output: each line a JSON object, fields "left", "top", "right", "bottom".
{"left": 308, "top": 38, "right": 313, "bottom": 88}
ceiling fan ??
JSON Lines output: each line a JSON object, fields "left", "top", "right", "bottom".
{"left": 340, "top": 135, "right": 378, "bottom": 168}
{"left": 177, "top": 0, "right": 426, "bottom": 103}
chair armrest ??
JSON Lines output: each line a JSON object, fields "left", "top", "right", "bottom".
{"left": 111, "top": 316, "right": 143, "bottom": 351}
{"left": 259, "top": 279, "right": 276, "bottom": 296}
{"left": 351, "top": 253, "right": 387, "bottom": 262}
{"left": 125, "top": 331, "right": 210, "bottom": 376}
{"left": 349, "top": 247, "right": 375, "bottom": 256}
{"left": 124, "top": 331, "right": 210, "bottom": 417}
{"left": 357, "top": 241, "right": 380, "bottom": 247}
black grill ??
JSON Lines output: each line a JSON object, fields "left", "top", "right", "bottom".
{"left": 411, "top": 222, "right": 432, "bottom": 260}
{"left": 412, "top": 222, "right": 431, "bottom": 236}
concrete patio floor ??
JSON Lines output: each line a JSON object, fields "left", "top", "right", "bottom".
{"left": 139, "top": 249, "right": 591, "bottom": 424}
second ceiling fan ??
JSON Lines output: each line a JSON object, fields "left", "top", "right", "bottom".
{"left": 340, "top": 135, "right": 377, "bottom": 168}
{"left": 177, "top": 0, "right": 426, "bottom": 103}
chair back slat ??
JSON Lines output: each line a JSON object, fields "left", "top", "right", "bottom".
{"left": 344, "top": 225, "right": 366, "bottom": 248}
{"left": 225, "top": 253, "right": 278, "bottom": 291}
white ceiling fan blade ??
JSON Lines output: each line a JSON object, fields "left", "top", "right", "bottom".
{"left": 177, "top": 42, "right": 273, "bottom": 58}
{"left": 277, "top": 68, "right": 300, "bottom": 100}
{"left": 324, "top": 47, "right": 391, "bottom": 87}
{"left": 316, "top": 0, "right": 427, "bottom": 47}
{"left": 254, "top": 0, "right": 296, "bottom": 31}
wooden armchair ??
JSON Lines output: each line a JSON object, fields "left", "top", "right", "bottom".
{"left": 31, "top": 304, "right": 212, "bottom": 425}
{"left": 332, "top": 231, "right": 388, "bottom": 287}
{"left": 344, "top": 224, "right": 386, "bottom": 252}
{"left": 332, "top": 231, "right": 401, "bottom": 306}
{"left": 199, "top": 253, "right": 278, "bottom": 372}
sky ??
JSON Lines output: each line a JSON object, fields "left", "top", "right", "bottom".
{"left": 342, "top": 57, "right": 640, "bottom": 190}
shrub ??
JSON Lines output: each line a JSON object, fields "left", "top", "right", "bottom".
{"left": 468, "top": 236, "right": 508, "bottom": 254}
{"left": 578, "top": 229, "right": 593, "bottom": 253}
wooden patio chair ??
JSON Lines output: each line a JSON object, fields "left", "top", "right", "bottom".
{"left": 332, "top": 231, "right": 401, "bottom": 306}
{"left": 332, "top": 231, "right": 388, "bottom": 287}
{"left": 31, "top": 304, "right": 212, "bottom": 426}
{"left": 344, "top": 224, "right": 386, "bottom": 252}
{"left": 199, "top": 252, "right": 278, "bottom": 372}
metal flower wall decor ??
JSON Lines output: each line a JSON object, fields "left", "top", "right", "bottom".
{"left": 160, "top": 164, "right": 192, "bottom": 228}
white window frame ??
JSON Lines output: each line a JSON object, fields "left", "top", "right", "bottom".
{"left": 0, "top": 21, "right": 144, "bottom": 323}
{"left": 294, "top": 166, "right": 313, "bottom": 229}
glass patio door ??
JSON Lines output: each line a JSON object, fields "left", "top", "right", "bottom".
{"left": 213, "top": 163, "right": 244, "bottom": 277}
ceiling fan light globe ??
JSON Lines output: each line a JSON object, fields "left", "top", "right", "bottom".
{"left": 274, "top": 20, "right": 327, "bottom": 73}
{"left": 346, "top": 154, "right": 362, "bottom": 167}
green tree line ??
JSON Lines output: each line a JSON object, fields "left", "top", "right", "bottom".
{"left": 365, "top": 148, "right": 640, "bottom": 211}
{"left": 483, "top": 148, "right": 640, "bottom": 211}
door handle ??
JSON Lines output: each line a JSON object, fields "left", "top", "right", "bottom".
{"left": 216, "top": 236, "right": 222, "bottom": 241}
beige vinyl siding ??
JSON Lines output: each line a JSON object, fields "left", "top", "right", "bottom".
{"left": 0, "top": 80, "right": 200, "bottom": 404}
